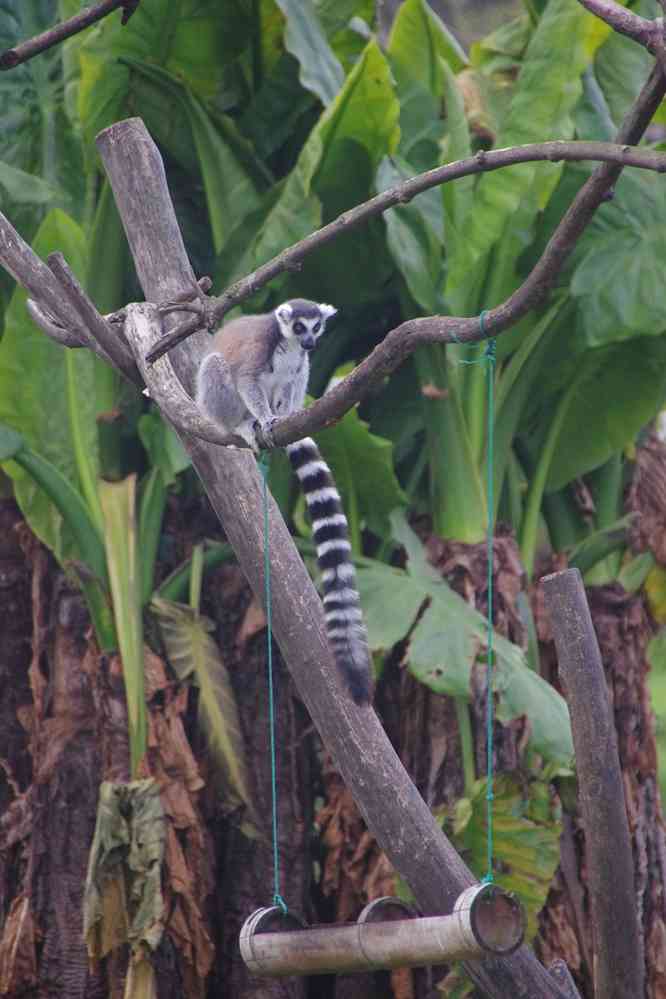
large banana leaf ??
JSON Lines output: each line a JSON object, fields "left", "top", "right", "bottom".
{"left": 0, "top": 210, "right": 102, "bottom": 557}
{"left": 356, "top": 514, "right": 573, "bottom": 766}
{"left": 445, "top": 0, "right": 604, "bottom": 314}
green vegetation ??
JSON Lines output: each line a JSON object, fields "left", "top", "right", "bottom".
{"left": 2, "top": 0, "right": 666, "bottom": 976}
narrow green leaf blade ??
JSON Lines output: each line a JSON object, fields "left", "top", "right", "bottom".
{"left": 100, "top": 476, "right": 146, "bottom": 777}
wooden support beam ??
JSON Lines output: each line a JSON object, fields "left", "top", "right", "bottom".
{"left": 541, "top": 569, "right": 644, "bottom": 999}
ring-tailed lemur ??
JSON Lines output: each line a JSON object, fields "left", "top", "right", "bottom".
{"left": 195, "top": 299, "right": 372, "bottom": 704}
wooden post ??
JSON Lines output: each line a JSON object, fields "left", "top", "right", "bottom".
{"left": 541, "top": 569, "right": 644, "bottom": 999}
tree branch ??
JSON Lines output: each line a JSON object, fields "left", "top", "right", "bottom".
{"left": 47, "top": 252, "right": 140, "bottom": 385}
{"left": 147, "top": 64, "right": 666, "bottom": 451}
{"left": 576, "top": 0, "right": 658, "bottom": 48}
{"left": 145, "top": 139, "right": 666, "bottom": 366}
{"left": 0, "top": 0, "right": 140, "bottom": 71}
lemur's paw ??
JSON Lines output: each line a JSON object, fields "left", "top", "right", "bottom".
{"left": 254, "top": 417, "right": 278, "bottom": 451}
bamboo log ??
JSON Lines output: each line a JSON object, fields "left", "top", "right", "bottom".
{"left": 240, "top": 885, "right": 524, "bottom": 977}
{"left": 541, "top": 569, "right": 644, "bottom": 999}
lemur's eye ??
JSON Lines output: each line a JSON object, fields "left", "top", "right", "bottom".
{"left": 313, "top": 320, "right": 322, "bottom": 334}
{"left": 293, "top": 321, "right": 306, "bottom": 335}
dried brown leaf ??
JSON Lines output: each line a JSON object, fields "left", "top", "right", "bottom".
{"left": 0, "top": 895, "right": 38, "bottom": 993}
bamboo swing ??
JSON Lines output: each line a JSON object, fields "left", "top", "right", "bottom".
{"left": 239, "top": 883, "right": 525, "bottom": 977}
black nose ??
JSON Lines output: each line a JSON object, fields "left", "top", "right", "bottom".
{"left": 302, "top": 334, "right": 315, "bottom": 351}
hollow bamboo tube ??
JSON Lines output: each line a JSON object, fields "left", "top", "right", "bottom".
{"left": 240, "top": 884, "right": 524, "bottom": 977}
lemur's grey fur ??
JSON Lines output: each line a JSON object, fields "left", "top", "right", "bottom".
{"left": 195, "top": 299, "right": 372, "bottom": 703}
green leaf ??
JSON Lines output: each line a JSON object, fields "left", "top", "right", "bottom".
{"left": 314, "top": 401, "right": 407, "bottom": 547}
{"left": 0, "top": 3, "right": 85, "bottom": 228}
{"left": 388, "top": 0, "right": 467, "bottom": 85}
{"left": 377, "top": 155, "right": 444, "bottom": 313}
{"left": 446, "top": 0, "right": 601, "bottom": 312}
{"left": 356, "top": 514, "right": 574, "bottom": 765}
{"left": 571, "top": 172, "right": 666, "bottom": 347}
{"left": 137, "top": 467, "right": 167, "bottom": 607}
{"left": 647, "top": 626, "right": 666, "bottom": 806}
{"left": 447, "top": 773, "right": 562, "bottom": 940}
{"left": 594, "top": 0, "right": 654, "bottom": 127}
{"left": 315, "top": 0, "right": 373, "bottom": 38}
{"left": 76, "top": 0, "right": 253, "bottom": 150}
{"left": 151, "top": 597, "right": 260, "bottom": 836}
{"left": 413, "top": 345, "right": 487, "bottom": 542}
{"left": 568, "top": 515, "right": 632, "bottom": 576}
{"left": 470, "top": 12, "right": 531, "bottom": 74}
{"left": 387, "top": 0, "right": 467, "bottom": 162}
{"left": 618, "top": 551, "right": 654, "bottom": 594}
{"left": 2, "top": 437, "right": 107, "bottom": 583}
{"left": 154, "top": 542, "right": 234, "bottom": 604}
{"left": 0, "top": 210, "right": 101, "bottom": 562}
{"left": 100, "top": 476, "right": 147, "bottom": 778}
{"left": 229, "top": 39, "right": 399, "bottom": 297}
{"left": 0, "top": 161, "right": 56, "bottom": 204}
{"left": 127, "top": 60, "right": 264, "bottom": 255}
{"left": 440, "top": 59, "right": 473, "bottom": 263}
{"left": 274, "top": 0, "right": 344, "bottom": 106}
{"left": 545, "top": 337, "right": 666, "bottom": 491}
{"left": 309, "top": 38, "right": 400, "bottom": 193}
{"left": 138, "top": 410, "right": 190, "bottom": 489}
{"left": 240, "top": 52, "right": 316, "bottom": 159}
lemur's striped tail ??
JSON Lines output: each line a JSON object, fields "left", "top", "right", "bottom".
{"left": 286, "top": 437, "right": 372, "bottom": 704}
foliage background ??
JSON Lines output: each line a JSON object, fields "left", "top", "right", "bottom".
{"left": 1, "top": 0, "right": 666, "bottom": 996}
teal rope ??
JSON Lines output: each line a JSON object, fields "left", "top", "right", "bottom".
{"left": 258, "top": 455, "right": 288, "bottom": 914}
{"left": 481, "top": 312, "right": 496, "bottom": 884}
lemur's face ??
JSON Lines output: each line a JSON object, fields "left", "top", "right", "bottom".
{"left": 275, "top": 299, "right": 337, "bottom": 352}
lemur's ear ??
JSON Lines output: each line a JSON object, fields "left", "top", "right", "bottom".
{"left": 318, "top": 303, "right": 338, "bottom": 321}
{"left": 275, "top": 302, "right": 293, "bottom": 324}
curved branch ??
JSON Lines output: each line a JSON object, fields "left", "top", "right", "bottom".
{"left": 174, "top": 66, "right": 666, "bottom": 450}
{"left": 26, "top": 300, "right": 86, "bottom": 348}
{"left": 47, "top": 252, "right": 141, "bottom": 385}
{"left": 145, "top": 139, "right": 666, "bottom": 365}
{"left": 0, "top": 0, "right": 139, "bottom": 70}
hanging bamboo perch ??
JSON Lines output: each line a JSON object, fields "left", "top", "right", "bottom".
{"left": 239, "top": 884, "right": 524, "bottom": 977}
